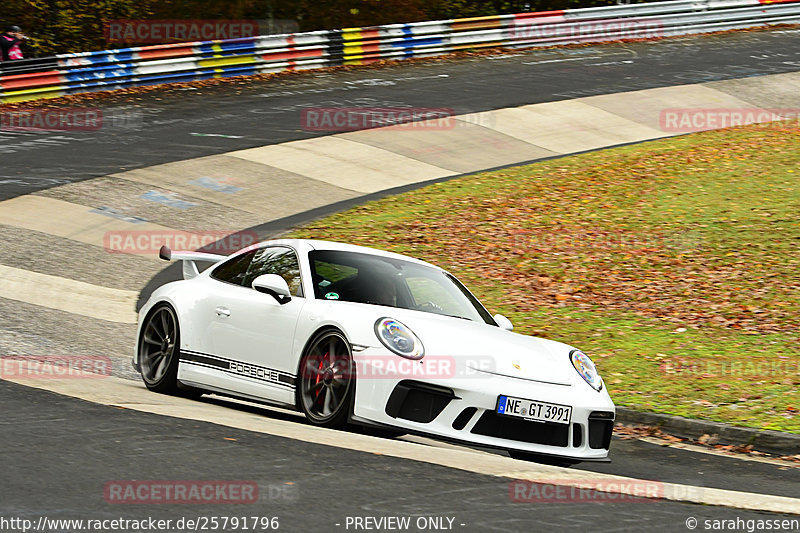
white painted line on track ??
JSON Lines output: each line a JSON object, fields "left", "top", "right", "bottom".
{"left": 0, "top": 264, "right": 137, "bottom": 324}
{"left": 588, "top": 60, "right": 635, "bottom": 66}
{"left": 522, "top": 56, "right": 602, "bottom": 65}
{"left": 189, "top": 132, "right": 245, "bottom": 139}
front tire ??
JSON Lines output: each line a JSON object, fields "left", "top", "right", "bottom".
{"left": 139, "top": 304, "right": 181, "bottom": 393}
{"left": 297, "top": 329, "right": 354, "bottom": 428}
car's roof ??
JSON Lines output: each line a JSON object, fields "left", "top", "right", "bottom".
{"left": 256, "top": 238, "right": 439, "bottom": 269}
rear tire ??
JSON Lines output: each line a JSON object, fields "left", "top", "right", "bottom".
{"left": 139, "top": 304, "right": 181, "bottom": 394}
{"left": 297, "top": 330, "right": 354, "bottom": 428}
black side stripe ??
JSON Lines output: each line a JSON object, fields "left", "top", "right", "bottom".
{"left": 181, "top": 350, "right": 227, "bottom": 369}
{"left": 180, "top": 350, "right": 296, "bottom": 389}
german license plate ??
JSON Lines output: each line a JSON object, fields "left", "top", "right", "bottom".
{"left": 496, "top": 395, "right": 572, "bottom": 424}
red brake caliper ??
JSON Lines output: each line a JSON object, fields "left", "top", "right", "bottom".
{"left": 314, "top": 355, "right": 326, "bottom": 405}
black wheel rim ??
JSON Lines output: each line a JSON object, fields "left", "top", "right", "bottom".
{"left": 140, "top": 306, "right": 177, "bottom": 385}
{"left": 300, "top": 332, "right": 353, "bottom": 421}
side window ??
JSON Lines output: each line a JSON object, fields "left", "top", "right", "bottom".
{"left": 311, "top": 257, "right": 359, "bottom": 300}
{"left": 245, "top": 247, "right": 304, "bottom": 297}
{"left": 210, "top": 250, "right": 257, "bottom": 286}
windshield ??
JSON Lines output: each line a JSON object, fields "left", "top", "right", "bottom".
{"left": 308, "top": 250, "right": 496, "bottom": 325}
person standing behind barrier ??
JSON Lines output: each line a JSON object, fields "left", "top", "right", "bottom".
{"left": 1, "top": 25, "right": 26, "bottom": 61}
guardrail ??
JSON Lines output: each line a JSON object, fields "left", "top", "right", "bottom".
{"left": 2, "top": 0, "right": 799, "bottom": 104}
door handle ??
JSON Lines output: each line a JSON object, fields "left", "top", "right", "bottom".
{"left": 215, "top": 306, "right": 231, "bottom": 317}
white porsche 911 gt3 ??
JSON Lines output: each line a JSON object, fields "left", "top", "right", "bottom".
{"left": 133, "top": 239, "right": 615, "bottom": 464}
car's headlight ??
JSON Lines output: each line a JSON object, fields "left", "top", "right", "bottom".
{"left": 374, "top": 318, "right": 424, "bottom": 360}
{"left": 570, "top": 349, "right": 603, "bottom": 391}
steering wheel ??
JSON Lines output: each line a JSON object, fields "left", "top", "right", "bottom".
{"left": 415, "top": 301, "right": 443, "bottom": 312}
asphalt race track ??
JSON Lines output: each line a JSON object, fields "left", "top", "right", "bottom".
{"left": 1, "top": 27, "right": 799, "bottom": 532}
{"left": 1, "top": 380, "right": 797, "bottom": 532}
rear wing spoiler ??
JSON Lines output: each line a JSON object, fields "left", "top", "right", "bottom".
{"left": 159, "top": 245, "right": 226, "bottom": 280}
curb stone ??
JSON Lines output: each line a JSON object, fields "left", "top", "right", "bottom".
{"left": 614, "top": 407, "right": 800, "bottom": 456}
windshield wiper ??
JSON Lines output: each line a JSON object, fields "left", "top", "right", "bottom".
{"left": 442, "top": 314, "right": 471, "bottom": 321}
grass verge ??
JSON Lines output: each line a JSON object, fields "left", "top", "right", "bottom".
{"left": 289, "top": 121, "right": 800, "bottom": 433}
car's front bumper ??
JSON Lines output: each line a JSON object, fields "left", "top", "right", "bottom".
{"left": 351, "top": 351, "right": 615, "bottom": 461}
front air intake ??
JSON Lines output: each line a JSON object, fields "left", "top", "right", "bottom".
{"left": 588, "top": 411, "right": 614, "bottom": 450}
{"left": 385, "top": 381, "right": 456, "bottom": 423}
{"left": 471, "top": 411, "right": 569, "bottom": 447}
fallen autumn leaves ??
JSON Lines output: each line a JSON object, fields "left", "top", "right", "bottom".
{"left": 290, "top": 121, "right": 800, "bottom": 432}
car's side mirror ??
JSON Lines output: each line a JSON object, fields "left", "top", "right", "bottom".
{"left": 252, "top": 274, "right": 292, "bottom": 304}
{"left": 493, "top": 314, "right": 513, "bottom": 331}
